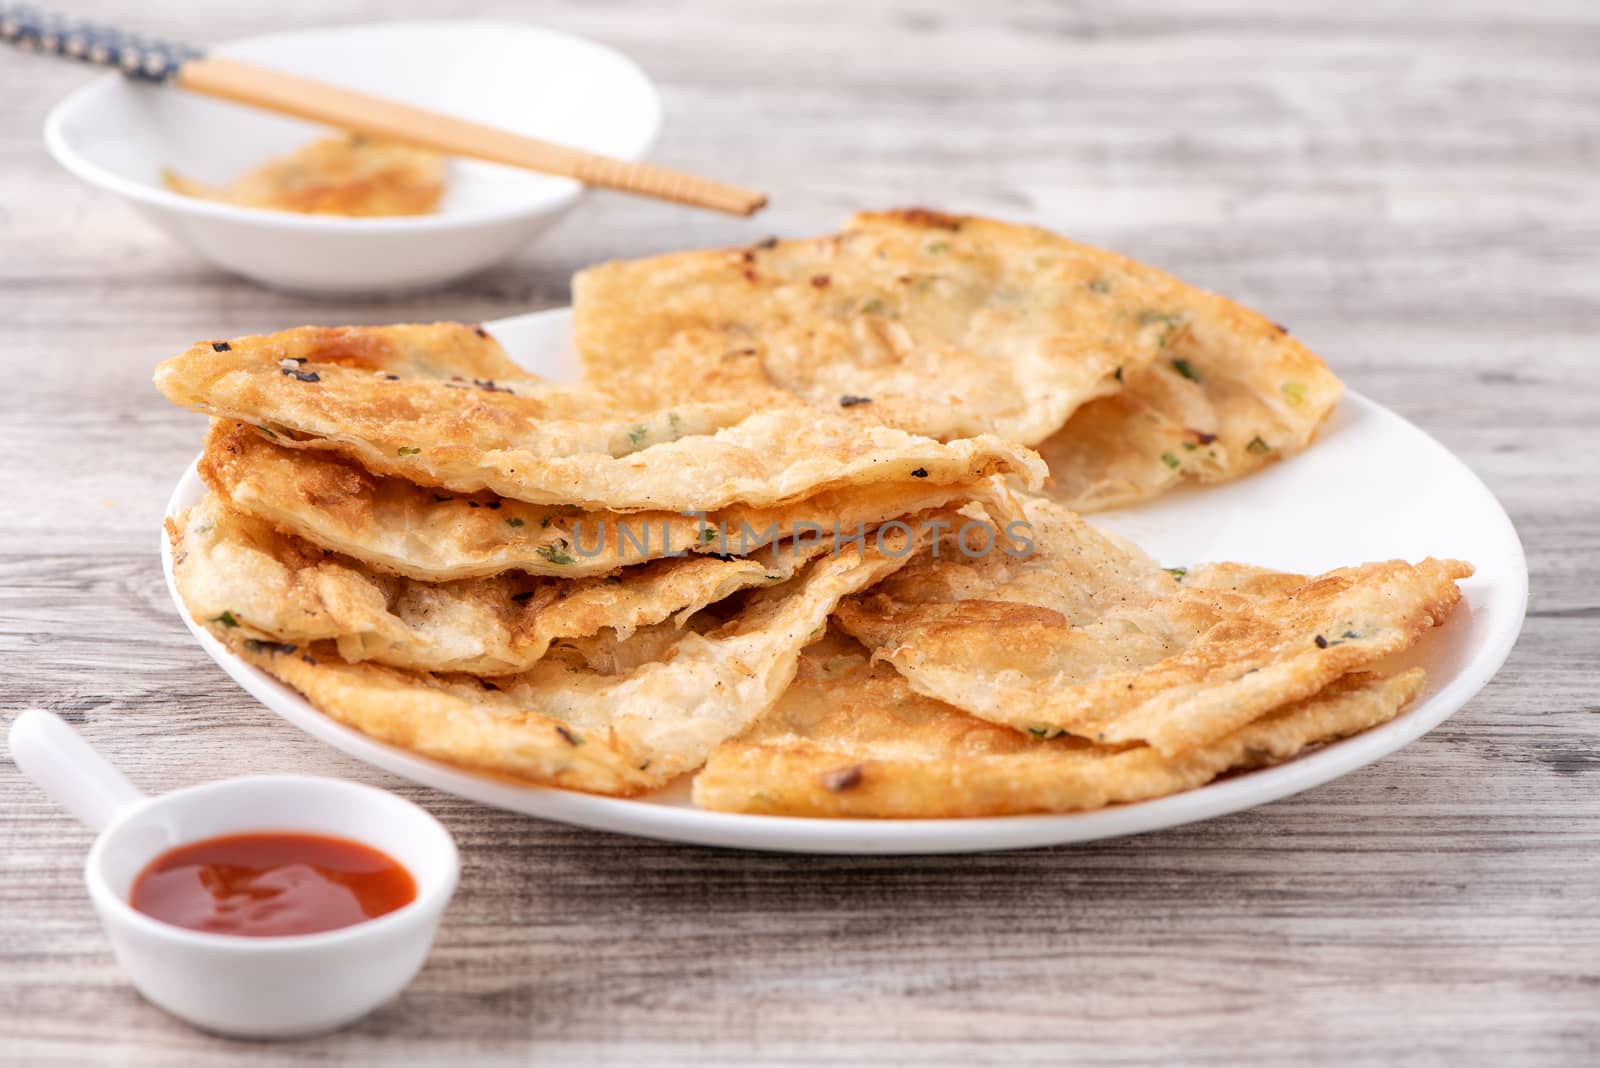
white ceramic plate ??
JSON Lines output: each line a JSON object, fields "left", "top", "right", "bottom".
{"left": 162, "top": 309, "right": 1527, "bottom": 854}
{"left": 46, "top": 22, "right": 660, "bottom": 294}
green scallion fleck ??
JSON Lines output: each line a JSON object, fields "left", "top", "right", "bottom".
{"left": 1170, "top": 358, "right": 1201, "bottom": 382}
{"left": 507, "top": 517, "right": 525, "bottom": 528}
{"left": 211, "top": 611, "right": 239, "bottom": 628}
{"left": 1160, "top": 452, "right": 1181, "bottom": 470}
{"left": 536, "top": 541, "right": 575, "bottom": 566}
{"left": 1164, "top": 566, "right": 1187, "bottom": 581}
{"left": 1138, "top": 310, "right": 1184, "bottom": 348}
{"left": 397, "top": 446, "right": 421, "bottom": 456}
{"left": 243, "top": 639, "right": 296, "bottom": 655}
{"left": 1246, "top": 435, "right": 1272, "bottom": 455}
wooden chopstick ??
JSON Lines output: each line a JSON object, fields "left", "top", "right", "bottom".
{"left": 176, "top": 56, "right": 767, "bottom": 217}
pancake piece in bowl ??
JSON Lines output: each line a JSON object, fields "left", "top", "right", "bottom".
{"left": 164, "top": 134, "right": 446, "bottom": 217}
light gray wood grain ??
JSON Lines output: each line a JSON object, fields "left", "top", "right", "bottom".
{"left": 1, "top": 1, "right": 1596, "bottom": 1064}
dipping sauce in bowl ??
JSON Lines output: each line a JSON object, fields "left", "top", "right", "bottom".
{"left": 130, "top": 832, "right": 417, "bottom": 937}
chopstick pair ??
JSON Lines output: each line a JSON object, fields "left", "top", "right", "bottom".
{"left": 0, "top": 5, "right": 767, "bottom": 216}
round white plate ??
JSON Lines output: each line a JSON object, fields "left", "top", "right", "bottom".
{"left": 162, "top": 309, "right": 1528, "bottom": 854}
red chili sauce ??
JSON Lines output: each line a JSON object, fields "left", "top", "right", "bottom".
{"left": 130, "top": 832, "right": 416, "bottom": 937}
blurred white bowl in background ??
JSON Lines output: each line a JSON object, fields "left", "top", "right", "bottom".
{"left": 44, "top": 20, "right": 661, "bottom": 295}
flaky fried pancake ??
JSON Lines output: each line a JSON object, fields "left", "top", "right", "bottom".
{"left": 693, "top": 631, "right": 1425, "bottom": 817}
{"left": 180, "top": 322, "right": 530, "bottom": 383}
{"left": 576, "top": 210, "right": 1338, "bottom": 461}
{"left": 155, "top": 322, "right": 1043, "bottom": 511}
{"left": 835, "top": 496, "right": 1469, "bottom": 756}
{"left": 169, "top": 493, "right": 839, "bottom": 676}
{"left": 198, "top": 421, "right": 1008, "bottom": 581}
{"left": 1037, "top": 294, "right": 1340, "bottom": 512}
{"left": 220, "top": 534, "right": 923, "bottom": 795}
{"left": 164, "top": 134, "right": 446, "bottom": 217}
{"left": 576, "top": 209, "right": 1180, "bottom": 443}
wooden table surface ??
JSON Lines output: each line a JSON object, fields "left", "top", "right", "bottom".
{"left": 2, "top": 1, "right": 1595, "bottom": 1064}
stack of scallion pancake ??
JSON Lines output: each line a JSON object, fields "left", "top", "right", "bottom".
{"left": 156, "top": 211, "right": 1469, "bottom": 816}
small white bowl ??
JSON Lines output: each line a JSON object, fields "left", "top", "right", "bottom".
{"left": 44, "top": 20, "right": 661, "bottom": 295}
{"left": 8, "top": 709, "right": 459, "bottom": 1039}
